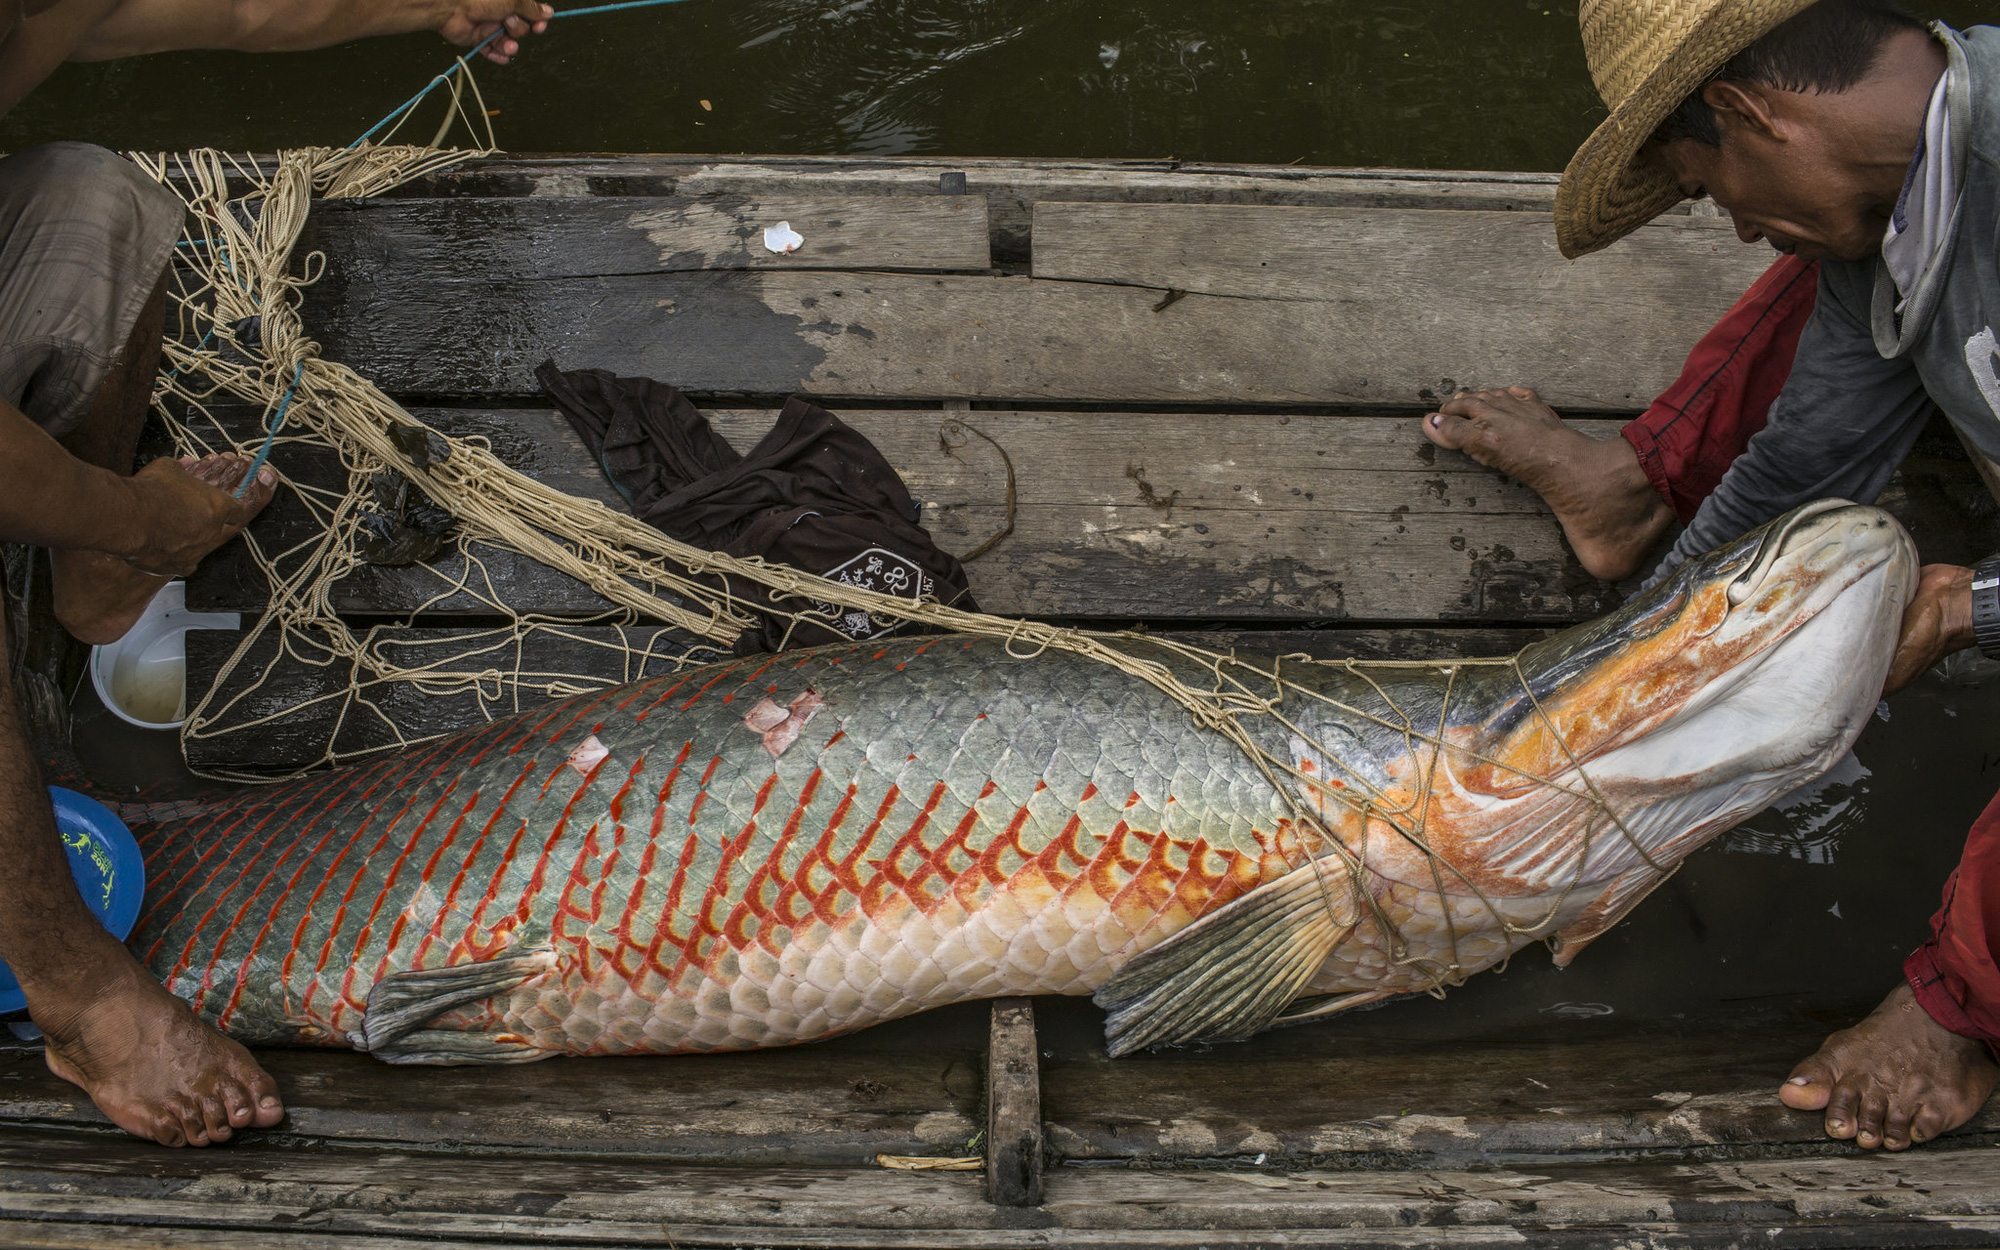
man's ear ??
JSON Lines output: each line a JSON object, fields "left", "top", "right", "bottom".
{"left": 1701, "top": 79, "right": 1788, "bottom": 144}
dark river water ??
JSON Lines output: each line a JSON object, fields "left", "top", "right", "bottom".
{"left": 9, "top": 0, "right": 1990, "bottom": 164}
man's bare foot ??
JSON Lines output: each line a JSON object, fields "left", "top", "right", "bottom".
{"left": 1781, "top": 983, "right": 1998, "bottom": 1150}
{"left": 27, "top": 943, "right": 283, "bottom": 1147}
{"left": 1423, "top": 387, "right": 1673, "bottom": 582}
{"left": 51, "top": 454, "right": 276, "bottom": 646}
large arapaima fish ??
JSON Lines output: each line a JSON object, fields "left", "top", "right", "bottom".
{"left": 130, "top": 499, "right": 1914, "bottom": 1062}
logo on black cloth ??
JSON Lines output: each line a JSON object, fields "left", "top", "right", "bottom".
{"left": 809, "top": 548, "right": 935, "bottom": 640}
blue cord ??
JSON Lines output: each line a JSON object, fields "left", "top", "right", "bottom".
{"left": 348, "top": 0, "right": 703, "bottom": 150}
{"left": 235, "top": 361, "right": 305, "bottom": 499}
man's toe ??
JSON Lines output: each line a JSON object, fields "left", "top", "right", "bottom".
{"left": 1882, "top": 1098, "right": 1918, "bottom": 1150}
{"left": 243, "top": 1068, "right": 285, "bottom": 1127}
{"left": 196, "top": 1091, "right": 234, "bottom": 1142}
{"left": 1823, "top": 1079, "right": 1861, "bottom": 1139}
{"left": 1780, "top": 1059, "right": 1834, "bottom": 1111}
{"left": 1424, "top": 411, "right": 1473, "bottom": 450}
{"left": 1854, "top": 1088, "right": 1890, "bottom": 1148}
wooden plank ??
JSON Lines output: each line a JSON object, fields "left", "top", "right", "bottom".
{"left": 304, "top": 266, "right": 1692, "bottom": 411}
{"left": 984, "top": 1000, "right": 1042, "bottom": 1207}
{"left": 0, "top": 1019, "right": 984, "bottom": 1165}
{"left": 185, "top": 403, "right": 2000, "bottom": 624}
{"left": 305, "top": 194, "right": 992, "bottom": 280}
{"left": 401, "top": 155, "right": 1575, "bottom": 265}
{"left": 186, "top": 405, "right": 1632, "bottom": 623}
{"left": 1033, "top": 203, "right": 1771, "bottom": 407}
{"left": 1, "top": 1125, "right": 1999, "bottom": 1248}
{"left": 180, "top": 627, "right": 1552, "bottom": 772}
{"left": 1038, "top": 1024, "right": 2000, "bottom": 1166}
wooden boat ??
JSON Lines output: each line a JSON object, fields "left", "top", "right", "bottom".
{"left": 2, "top": 153, "right": 1996, "bottom": 1248}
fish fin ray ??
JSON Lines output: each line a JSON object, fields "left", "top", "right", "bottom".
{"left": 1547, "top": 867, "right": 1669, "bottom": 968}
{"left": 362, "top": 948, "right": 556, "bottom": 1054}
{"left": 1093, "top": 860, "right": 1352, "bottom": 1057}
{"left": 372, "top": 1028, "right": 549, "bottom": 1065}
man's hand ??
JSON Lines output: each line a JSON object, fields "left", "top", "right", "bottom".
{"left": 438, "top": 0, "right": 551, "bottom": 64}
{"left": 1883, "top": 563, "right": 1975, "bottom": 696}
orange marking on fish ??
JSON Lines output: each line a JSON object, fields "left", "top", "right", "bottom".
{"left": 687, "top": 755, "right": 724, "bottom": 827}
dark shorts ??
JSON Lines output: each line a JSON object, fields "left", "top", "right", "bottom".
{"left": 0, "top": 142, "right": 183, "bottom": 438}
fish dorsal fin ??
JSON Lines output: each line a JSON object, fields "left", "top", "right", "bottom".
{"left": 1547, "top": 866, "right": 1670, "bottom": 968}
{"left": 1093, "top": 860, "right": 1354, "bottom": 1057}
{"left": 361, "top": 948, "right": 556, "bottom": 1057}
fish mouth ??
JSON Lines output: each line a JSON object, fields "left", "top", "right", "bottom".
{"left": 1724, "top": 498, "right": 1905, "bottom": 608}
{"left": 1723, "top": 499, "right": 1914, "bottom": 617}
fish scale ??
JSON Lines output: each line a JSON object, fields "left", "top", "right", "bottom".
{"left": 134, "top": 636, "right": 1311, "bottom": 1057}
{"left": 129, "top": 503, "right": 1916, "bottom": 1060}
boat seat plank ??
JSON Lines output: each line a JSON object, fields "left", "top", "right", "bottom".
{"left": 184, "top": 403, "right": 1629, "bottom": 622}
{"left": 0, "top": 1122, "right": 1997, "bottom": 1247}
{"left": 179, "top": 626, "right": 1552, "bottom": 772}
{"left": 0, "top": 1005, "right": 986, "bottom": 1165}
{"left": 1032, "top": 203, "right": 1770, "bottom": 408}
{"left": 305, "top": 266, "right": 1685, "bottom": 411}
{"left": 305, "top": 194, "right": 994, "bottom": 280}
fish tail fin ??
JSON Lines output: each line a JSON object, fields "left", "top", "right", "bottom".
{"left": 1093, "top": 859, "right": 1353, "bottom": 1057}
{"left": 361, "top": 948, "right": 555, "bottom": 1061}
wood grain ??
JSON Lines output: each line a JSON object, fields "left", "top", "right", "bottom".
{"left": 401, "top": 155, "right": 1573, "bottom": 265}
{"left": 184, "top": 404, "right": 1631, "bottom": 623}
{"left": 306, "top": 265, "right": 1714, "bottom": 410}
{"left": 984, "top": 1000, "right": 1042, "bottom": 1207}
{"left": 0, "top": 1123, "right": 1996, "bottom": 1246}
{"left": 306, "top": 194, "right": 992, "bottom": 279}
{"left": 1033, "top": 203, "right": 1771, "bottom": 407}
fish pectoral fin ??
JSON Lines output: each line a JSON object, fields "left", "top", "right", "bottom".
{"left": 1093, "top": 859, "right": 1353, "bottom": 1058}
{"left": 372, "top": 1028, "right": 548, "bottom": 1066}
{"left": 1547, "top": 867, "right": 1670, "bottom": 968}
{"left": 361, "top": 948, "right": 556, "bottom": 1056}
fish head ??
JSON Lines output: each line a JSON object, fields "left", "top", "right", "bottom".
{"left": 1496, "top": 498, "right": 1916, "bottom": 845}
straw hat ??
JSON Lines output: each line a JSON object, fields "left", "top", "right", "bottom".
{"left": 1555, "top": 0, "right": 1822, "bottom": 258}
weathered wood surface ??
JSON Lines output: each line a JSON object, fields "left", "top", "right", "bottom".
{"left": 186, "top": 403, "right": 1630, "bottom": 622}
{"left": 186, "top": 401, "right": 2000, "bottom": 625}
{"left": 986, "top": 1000, "right": 1043, "bottom": 1207}
{"left": 308, "top": 263, "right": 1726, "bottom": 411}
{"left": 0, "top": 1023, "right": 984, "bottom": 1164}
{"left": 1033, "top": 203, "right": 1770, "bottom": 410}
{"left": 180, "top": 626, "right": 1552, "bottom": 772}
{"left": 306, "top": 194, "right": 993, "bottom": 279}
{"left": 1040, "top": 1027, "right": 2000, "bottom": 1164}
{"left": 1, "top": 1124, "right": 1998, "bottom": 1248}
{"left": 4, "top": 1019, "right": 1990, "bottom": 1168}
{"left": 396, "top": 156, "right": 1580, "bottom": 266}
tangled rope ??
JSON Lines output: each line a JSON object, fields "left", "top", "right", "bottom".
{"left": 135, "top": 141, "right": 1649, "bottom": 998}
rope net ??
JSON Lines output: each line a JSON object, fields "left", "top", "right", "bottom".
{"left": 135, "top": 140, "right": 1645, "bottom": 1001}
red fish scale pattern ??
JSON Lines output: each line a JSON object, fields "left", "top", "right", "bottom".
{"left": 131, "top": 637, "right": 1307, "bottom": 1056}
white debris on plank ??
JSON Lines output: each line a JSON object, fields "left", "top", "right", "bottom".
{"left": 763, "top": 221, "right": 805, "bottom": 254}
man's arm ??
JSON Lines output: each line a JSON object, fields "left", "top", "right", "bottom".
{"left": 71, "top": 0, "right": 550, "bottom": 60}
{"left": 0, "top": 402, "right": 263, "bottom": 573}
{"left": 1659, "top": 260, "right": 1934, "bottom": 575}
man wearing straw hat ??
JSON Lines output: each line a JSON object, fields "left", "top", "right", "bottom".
{"left": 0, "top": 0, "right": 547, "bottom": 1148}
{"left": 1426, "top": 0, "right": 1999, "bottom": 1150}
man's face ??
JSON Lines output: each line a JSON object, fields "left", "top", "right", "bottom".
{"left": 1648, "top": 128, "right": 1894, "bottom": 264}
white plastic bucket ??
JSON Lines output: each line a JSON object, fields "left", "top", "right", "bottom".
{"left": 88, "top": 581, "right": 240, "bottom": 731}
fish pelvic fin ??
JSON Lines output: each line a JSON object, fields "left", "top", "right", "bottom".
{"left": 1093, "top": 859, "right": 1354, "bottom": 1058}
{"left": 1547, "top": 866, "right": 1670, "bottom": 968}
{"left": 360, "top": 948, "right": 556, "bottom": 1062}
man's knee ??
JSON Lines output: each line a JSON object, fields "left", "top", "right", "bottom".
{"left": 0, "top": 145, "right": 182, "bottom": 437}
{"left": 0, "top": 144, "right": 183, "bottom": 246}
